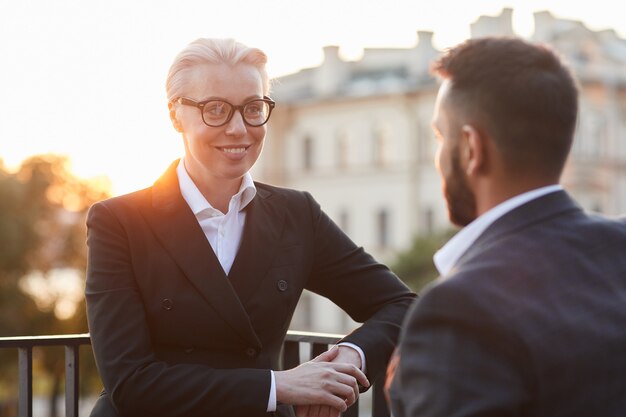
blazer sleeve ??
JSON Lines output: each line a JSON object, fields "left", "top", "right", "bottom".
{"left": 302, "top": 192, "right": 416, "bottom": 381}
{"left": 85, "top": 201, "right": 270, "bottom": 417}
{"left": 388, "top": 279, "right": 530, "bottom": 417}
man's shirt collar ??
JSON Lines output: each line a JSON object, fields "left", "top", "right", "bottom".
{"left": 433, "top": 184, "right": 563, "bottom": 276}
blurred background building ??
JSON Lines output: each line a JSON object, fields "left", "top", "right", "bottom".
{"left": 252, "top": 8, "right": 626, "bottom": 334}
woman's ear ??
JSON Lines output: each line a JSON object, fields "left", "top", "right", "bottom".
{"left": 461, "top": 124, "right": 485, "bottom": 176}
{"left": 168, "top": 101, "right": 183, "bottom": 133}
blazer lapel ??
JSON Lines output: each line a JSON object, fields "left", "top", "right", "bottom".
{"left": 141, "top": 161, "right": 262, "bottom": 349}
{"left": 228, "top": 185, "right": 287, "bottom": 304}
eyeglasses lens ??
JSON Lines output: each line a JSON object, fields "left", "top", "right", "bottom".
{"left": 202, "top": 100, "right": 271, "bottom": 127}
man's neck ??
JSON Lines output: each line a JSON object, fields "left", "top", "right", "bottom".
{"left": 474, "top": 177, "right": 560, "bottom": 217}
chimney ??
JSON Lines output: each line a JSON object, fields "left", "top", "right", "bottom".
{"left": 409, "top": 31, "right": 438, "bottom": 79}
{"left": 470, "top": 7, "right": 515, "bottom": 38}
{"left": 313, "top": 45, "right": 348, "bottom": 96}
{"left": 532, "top": 10, "right": 556, "bottom": 41}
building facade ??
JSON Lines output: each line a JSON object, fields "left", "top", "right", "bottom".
{"left": 253, "top": 9, "right": 626, "bottom": 333}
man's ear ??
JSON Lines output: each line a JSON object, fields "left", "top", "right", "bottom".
{"left": 168, "top": 101, "right": 183, "bottom": 133}
{"left": 461, "top": 124, "right": 485, "bottom": 176}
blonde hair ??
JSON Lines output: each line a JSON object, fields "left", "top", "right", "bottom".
{"left": 166, "top": 38, "right": 270, "bottom": 102}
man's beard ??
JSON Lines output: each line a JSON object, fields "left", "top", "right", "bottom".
{"left": 443, "top": 149, "right": 477, "bottom": 227}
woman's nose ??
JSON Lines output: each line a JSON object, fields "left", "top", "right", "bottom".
{"left": 225, "top": 110, "right": 246, "bottom": 136}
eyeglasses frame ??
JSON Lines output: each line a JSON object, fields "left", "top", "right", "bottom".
{"left": 175, "top": 96, "right": 276, "bottom": 127}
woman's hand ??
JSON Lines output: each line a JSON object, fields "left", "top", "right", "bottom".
{"left": 294, "top": 346, "right": 366, "bottom": 417}
{"left": 275, "top": 346, "right": 369, "bottom": 413}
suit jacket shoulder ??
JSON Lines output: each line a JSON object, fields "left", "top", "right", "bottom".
{"left": 391, "top": 190, "right": 626, "bottom": 417}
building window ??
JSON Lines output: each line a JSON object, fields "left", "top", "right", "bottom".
{"left": 417, "top": 120, "right": 435, "bottom": 162}
{"left": 338, "top": 209, "right": 349, "bottom": 234}
{"left": 291, "top": 290, "right": 313, "bottom": 331}
{"left": 423, "top": 207, "right": 434, "bottom": 235}
{"left": 373, "top": 126, "right": 391, "bottom": 167}
{"left": 377, "top": 209, "right": 390, "bottom": 248}
{"left": 336, "top": 130, "right": 349, "bottom": 170}
{"left": 303, "top": 135, "right": 313, "bottom": 171}
{"left": 574, "top": 111, "right": 606, "bottom": 160}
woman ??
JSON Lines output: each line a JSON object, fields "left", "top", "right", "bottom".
{"left": 86, "top": 38, "right": 415, "bottom": 417}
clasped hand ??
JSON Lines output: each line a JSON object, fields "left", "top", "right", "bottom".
{"left": 275, "top": 345, "right": 369, "bottom": 417}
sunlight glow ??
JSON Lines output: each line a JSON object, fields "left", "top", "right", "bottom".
{"left": 20, "top": 268, "right": 85, "bottom": 320}
{"left": 1, "top": 0, "right": 624, "bottom": 195}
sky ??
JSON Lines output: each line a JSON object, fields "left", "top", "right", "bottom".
{"left": 1, "top": 0, "right": 625, "bottom": 196}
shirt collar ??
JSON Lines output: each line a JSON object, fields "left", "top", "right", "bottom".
{"left": 176, "top": 158, "right": 257, "bottom": 215}
{"left": 433, "top": 184, "right": 563, "bottom": 277}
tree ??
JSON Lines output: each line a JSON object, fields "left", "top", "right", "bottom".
{"left": 390, "top": 229, "right": 457, "bottom": 293}
{"left": 0, "top": 154, "right": 110, "bottom": 416}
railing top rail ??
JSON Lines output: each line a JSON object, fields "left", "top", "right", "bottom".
{"left": 0, "top": 333, "right": 91, "bottom": 348}
{"left": 283, "top": 330, "right": 343, "bottom": 345}
{"left": 0, "top": 330, "right": 343, "bottom": 349}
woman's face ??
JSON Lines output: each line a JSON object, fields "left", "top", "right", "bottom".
{"left": 174, "top": 63, "right": 266, "bottom": 186}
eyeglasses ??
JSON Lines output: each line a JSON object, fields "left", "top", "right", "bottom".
{"left": 175, "top": 96, "right": 276, "bottom": 127}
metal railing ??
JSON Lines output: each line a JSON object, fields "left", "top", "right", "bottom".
{"left": 0, "top": 331, "right": 390, "bottom": 417}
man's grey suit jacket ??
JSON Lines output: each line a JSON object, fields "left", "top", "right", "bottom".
{"left": 389, "top": 190, "right": 626, "bottom": 416}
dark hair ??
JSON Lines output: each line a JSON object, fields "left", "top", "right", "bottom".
{"left": 431, "top": 37, "right": 579, "bottom": 178}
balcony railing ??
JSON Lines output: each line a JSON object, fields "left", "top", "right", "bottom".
{"left": 0, "top": 331, "right": 390, "bottom": 417}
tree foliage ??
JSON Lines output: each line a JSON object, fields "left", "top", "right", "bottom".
{"left": 390, "top": 229, "right": 457, "bottom": 293}
{"left": 0, "top": 154, "right": 110, "bottom": 413}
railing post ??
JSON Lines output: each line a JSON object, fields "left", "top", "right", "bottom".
{"left": 343, "top": 400, "right": 359, "bottom": 417}
{"left": 372, "top": 377, "right": 390, "bottom": 417}
{"left": 18, "top": 346, "right": 33, "bottom": 417}
{"left": 65, "top": 345, "right": 80, "bottom": 417}
{"left": 4, "top": 332, "right": 389, "bottom": 417}
{"left": 282, "top": 340, "right": 300, "bottom": 370}
{"left": 309, "top": 342, "right": 328, "bottom": 358}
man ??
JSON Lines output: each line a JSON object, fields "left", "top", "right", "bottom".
{"left": 386, "top": 37, "right": 626, "bottom": 416}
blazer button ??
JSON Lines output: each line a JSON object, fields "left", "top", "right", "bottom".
{"left": 277, "top": 280, "right": 288, "bottom": 292}
{"left": 245, "top": 347, "right": 257, "bottom": 357}
{"left": 161, "top": 299, "right": 174, "bottom": 310}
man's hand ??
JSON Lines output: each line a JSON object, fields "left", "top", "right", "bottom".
{"left": 275, "top": 346, "right": 369, "bottom": 413}
{"left": 295, "top": 346, "right": 367, "bottom": 417}
{"left": 384, "top": 348, "right": 400, "bottom": 405}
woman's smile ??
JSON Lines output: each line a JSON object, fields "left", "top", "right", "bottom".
{"left": 217, "top": 145, "right": 251, "bottom": 160}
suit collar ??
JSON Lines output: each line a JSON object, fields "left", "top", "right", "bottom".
{"left": 453, "top": 190, "right": 582, "bottom": 271}
{"left": 176, "top": 159, "right": 257, "bottom": 215}
{"left": 143, "top": 161, "right": 265, "bottom": 349}
{"left": 151, "top": 160, "right": 184, "bottom": 212}
{"left": 435, "top": 185, "right": 562, "bottom": 276}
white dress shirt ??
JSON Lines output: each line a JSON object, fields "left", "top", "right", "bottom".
{"left": 177, "top": 159, "right": 365, "bottom": 411}
{"left": 177, "top": 160, "right": 256, "bottom": 275}
{"left": 434, "top": 185, "right": 563, "bottom": 276}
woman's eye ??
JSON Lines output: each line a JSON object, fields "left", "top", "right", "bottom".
{"left": 245, "top": 103, "right": 262, "bottom": 114}
{"left": 205, "top": 102, "right": 228, "bottom": 117}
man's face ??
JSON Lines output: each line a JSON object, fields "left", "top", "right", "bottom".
{"left": 432, "top": 81, "right": 477, "bottom": 227}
